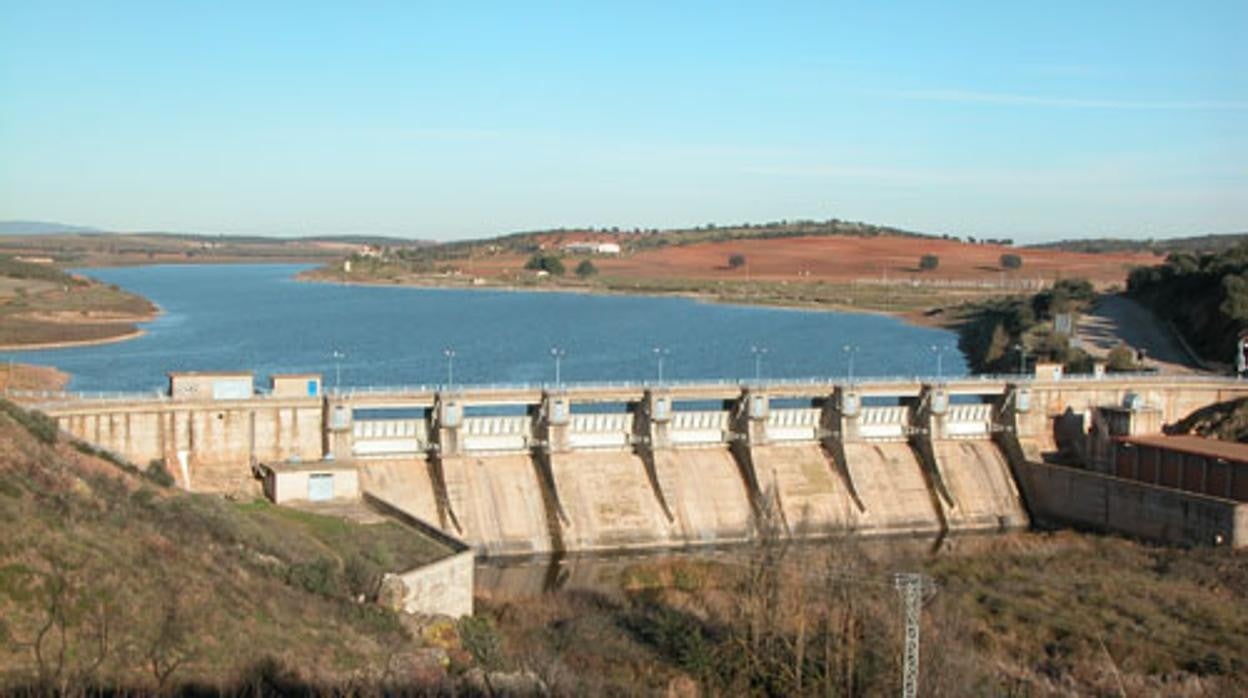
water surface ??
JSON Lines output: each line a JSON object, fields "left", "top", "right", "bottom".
{"left": 1, "top": 264, "right": 966, "bottom": 392}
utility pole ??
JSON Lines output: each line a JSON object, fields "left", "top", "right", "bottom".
{"left": 893, "top": 572, "right": 934, "bottom": 698}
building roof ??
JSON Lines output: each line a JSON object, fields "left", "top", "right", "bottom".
{"left": 1116, "top": 434, "right": 1248, "bottom": 464}
{"left": 258, "top": 459, "right": 357, "bottom": 474}
{"left": 271, "top": 373, "right": 321, "bottom": 379}
{"left": 167, "top": 371, "right": 254, "bottom": 378}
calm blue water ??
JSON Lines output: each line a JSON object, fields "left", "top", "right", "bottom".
{"left": 1, "top": 264, "right": 967, "bottom": 392}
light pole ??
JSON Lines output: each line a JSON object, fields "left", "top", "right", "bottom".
{"left": 443, "top": 348, "right": 456, "bottom": 389}
{"left": 931, "top": 345, "right": 946, "bottom": 380}
{"left": 1013, "top": 343, "right": 1026, "bottom": 375}
{"left": 843, "top": 344, "right": 858, "bottom": 383}
{"left": 653, "top": 347, "right": 669, "bottom": 384}
{"left": 331, "top": 350, "right": 345, "bottom": 391}
{"left": 550, "top": 347, "right": 566, "bottom": 386}
{"left": 750, "top": 345, "right": 768, "bottom": 384}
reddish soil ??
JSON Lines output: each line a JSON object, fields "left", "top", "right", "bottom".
{"left": 605, "top": 236, "right": 1154, "bottom": 284}
{"left": 462, "top": 235, "right": 1157, "bottom": 286}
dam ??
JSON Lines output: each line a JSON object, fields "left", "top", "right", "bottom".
{"left": 15, "top": 371, "right": 1248, "bottom": 554}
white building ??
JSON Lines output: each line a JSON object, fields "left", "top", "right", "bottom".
{"left": 563, "top": 241, "right": 621, "bottom": 255}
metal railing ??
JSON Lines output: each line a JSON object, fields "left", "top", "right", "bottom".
{"left": 6, "top": 371, "right": 1243, "bottom": 407}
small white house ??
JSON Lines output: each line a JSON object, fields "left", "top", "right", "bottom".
{"left": 259, "top": 461, "right": 359, "bottom": 504}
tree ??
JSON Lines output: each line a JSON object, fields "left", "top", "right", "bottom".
{"left": 524, "top": 254, "right": 565, "bottom": 276}
{"left": 575, "top": 259, "right": 598, "bottom": 278}
{"left": 728, "top": 254, "right": 746, "bottom": 269}
{"left": 1000, "top": 254, "right": 1023, "bottom": 270}
{"left": 918, "top": 254, "right": 939, "bottom": 271}
{"left": 1106, "top": 344, "right": 1138, "bottom": 372}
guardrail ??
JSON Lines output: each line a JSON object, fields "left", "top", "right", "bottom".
{"left": 6, "top": 371, "right": 1242, "bottom": 406}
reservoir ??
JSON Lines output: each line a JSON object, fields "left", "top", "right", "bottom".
{"left": 1, "top": 264, "right": 966, "bottom": 392}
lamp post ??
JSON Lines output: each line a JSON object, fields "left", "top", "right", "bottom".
{"left": 550, "top": 347, "right": 566, "bottom": 386}
{"left": 1013, "top": 343, "right": 1026, "bottom": 375}
{"left": 653, "top": 347, "right": 669, "bottom": 384}
{"left": 843, "top": 344, "right": 858, "bottom": 383}
{"left": 750, "top": 345, "right": 769, "bottom": 384}
{"left": 443, "top": 348, "right": 456, "bottom": 390}
{"left": 931, "top": 345, "right": 947, "bottom": 380}
{"left": 331, "top": 350, "right": 345, "bottom": 391}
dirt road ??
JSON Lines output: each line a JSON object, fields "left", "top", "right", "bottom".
{"left": 1076, "top": 294, "right": 1205, "bottom": 374}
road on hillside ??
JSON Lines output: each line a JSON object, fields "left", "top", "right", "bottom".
{"left": 1076, "top": 294, "right": 1205, "bottom": 375}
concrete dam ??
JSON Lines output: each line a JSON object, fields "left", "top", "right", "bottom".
{"left": 22, "top": 372, "right": 1248, "bottom": 555}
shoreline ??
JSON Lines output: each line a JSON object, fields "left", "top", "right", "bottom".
{"left": 294, "top": 269, "right": 946, "bottom": 328}
{"left": 0, "top": 327, "right": 148, "bottom": 352}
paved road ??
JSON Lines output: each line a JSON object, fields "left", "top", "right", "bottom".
{"left": 1076, "top": 294, "right": 1203, "bottom": 374}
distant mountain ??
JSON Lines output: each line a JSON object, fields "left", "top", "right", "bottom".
{"left": 302, "top": 234, "right": 436, "bottom": 247}
{"left": 0, "top": 220, "right": 105, "bottom": 235}
{"left": 1029, "top": 233, "right": 1248, "bottom": 256}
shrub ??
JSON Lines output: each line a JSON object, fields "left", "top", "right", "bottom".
{"left": 727, "top": 253, "right": 746, "bottom": 269}
{"left": 524, "top": 254, "right": 565, "bottom": 275}
{"left": 1000, "top": 253, "right": 1023, "bottom": 270}
{"left": 919, "top": 254, "right": 939, "bottom": 271}
{"left": 0, "top": 399, "right": 58, "bottom": 445}
{"left": 286, "top": 557, "right": 343, "bottom": 597}
{"left": 343, "top": 554, "right": 383, "bottom": 600}
{"left": 1107, "top": 344, "right": 1138, "bottom": 372}
{"left": 459, "top": 615, "right": 507, "bottom": 671}
{"left": 145, "top": 459, "right": 175, "bottom": 487}
{"left": 575, "top": 259, "right": 597, "bottom": 278}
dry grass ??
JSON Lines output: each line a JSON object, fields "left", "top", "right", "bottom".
{"left": 476, "top": 532, "right": 1247, "bottom": 696}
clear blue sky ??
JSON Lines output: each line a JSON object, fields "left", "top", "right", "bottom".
{"left": 1, "top": 1, "right": 1245, "bottom": 242}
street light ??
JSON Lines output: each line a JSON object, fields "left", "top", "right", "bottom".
{"left": 331, "top": 350, "right": 345, "bottom": 391}
{"left": 843, "top": 344, "right": 858, "bottom": 383}
{"left": 1013, "top": 343, "right": 1027, "bottom": 375}
{"left": 550, "top": 347, "right": 566, "bottom": 386}
{"left": 750, "top": 345, "right": 769, "bottom": 383}
{"left": 930, "top": 345, "right": 948, "bottom": 380}
{"left": 928, "top": 344, "right": 953, "bottom": 379}
{"left": 443, "top": 348, "right": 456, "bottom": 389}
{"left": 652, "top": 347, "right": 670, "bottom": 384}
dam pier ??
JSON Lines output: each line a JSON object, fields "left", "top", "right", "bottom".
{"left": 16, "top": 371, "right": 1248, "bottom": 554}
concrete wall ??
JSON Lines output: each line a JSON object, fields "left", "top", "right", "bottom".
{"left": 364, "top": 493, "right": 475, "bottom": 618}
{"left": 52, "top": 398, "right": 323, "bottom": 493}
{"left": 1018, "top": 460, "right": 1248, "bottom": 548}
{"left": 383, "top": 549, "right": 475, "bottom": 618}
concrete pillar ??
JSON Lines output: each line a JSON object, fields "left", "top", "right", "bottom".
{"left": 634, "top": 389, "right": 673, "bottom": 450}
{"left": 728, "top": 388, "right": 768, "bottom": 521}
{"left": 432, "top": 392, "right": 463, "bottom": 458}
{"left": 537, "top": 391, "right": 571, "bottom": 453}
{"left": 910, "top": 384, "right": 956, "bottom": 510}
{"left": 831, "top": 386, "right": 862, "bottom": 442}
{"left": 731, "top": 388, "right": 770, "bottom": 447}
{"left": 820, "top": 391, "right": 865, "bottom": 512}
{"left": 632, "top": 391, "right": 676, "bottom": 522}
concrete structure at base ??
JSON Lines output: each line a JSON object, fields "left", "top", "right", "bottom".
{"left": 26, "top": 373, "right": 1248, "bottom": 554}
{"left": 259, "top": 460, "right": 359, "bottom": 504}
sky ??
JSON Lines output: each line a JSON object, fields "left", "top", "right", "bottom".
{"left": 1, "top": 1, "right": 1245, "bottom": 243}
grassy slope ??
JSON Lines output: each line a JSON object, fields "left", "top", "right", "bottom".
{"left": 0, "top": 400, "right": 452, "bottom": 692}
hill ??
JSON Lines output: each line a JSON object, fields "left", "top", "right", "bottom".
{"left": 1030, "top": 233, "right": 1248, "bottom": 256}
{"left": 309, "top": 221, "right": 1156, "bottom": 317}
{"left": 0, "top": 397, "right": 461, "bottom": 692}
{"left": 0, "top": 221, "right": 104, "bottom": 235}
{"left": 1126, "top": 244, "right": 1248, "bottom": 366}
